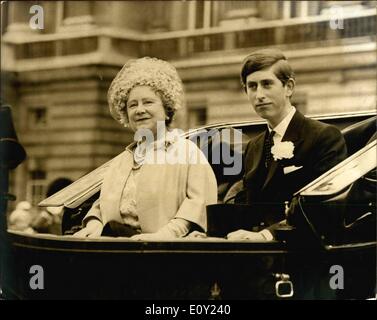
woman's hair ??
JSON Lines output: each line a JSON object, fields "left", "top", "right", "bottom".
{"left": 240, "top": 49, "right": 295, "bottom": 91}
{"left": 108, "top": 57, "right": 184, "bottom": 127}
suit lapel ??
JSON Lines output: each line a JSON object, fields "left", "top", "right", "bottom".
{"left": 262, "top": 111, "right": 305, "bottom": 190}
{"left": 244, "top": 132, "right": 266, "bottom": 183}
{"left": 281, "top": 110, "right": 305, "bottom": 144}
{"left": 262, "top": 158, "right": 279, "bottom": 190}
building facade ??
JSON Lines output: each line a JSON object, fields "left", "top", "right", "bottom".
{"left": 1, "top": 1, "right": 376, "bottom": 206}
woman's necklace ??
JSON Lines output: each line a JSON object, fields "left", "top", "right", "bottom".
{"left": 132, "top": 130, "right": 170, "bottom": 169}
{"left": 133, "top": 140, "right": 147, "bottom": 169}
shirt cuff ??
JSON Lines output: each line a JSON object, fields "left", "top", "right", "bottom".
{"left": 83, "top": 216, "right": 103, "bottom": 228}
{"left": 260, "top": 229, "right": 274, "bottom": 241}
{"left": 157, "top": 218, "right": 190, "bottom": 238}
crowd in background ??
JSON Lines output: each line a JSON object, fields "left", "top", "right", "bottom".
{"left": 8, "top": 201, "right": 63, "bottom": 235}
{"left": 7, "top": 177, "right": 72, "bottom": 235}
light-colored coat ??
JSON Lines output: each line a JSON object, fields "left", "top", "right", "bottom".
{"left": 83, "top": 136, "right": 218, "bottom": 232}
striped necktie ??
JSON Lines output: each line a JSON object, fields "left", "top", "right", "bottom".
{"left": 264, "top": 130, "right": 275, "bottom": 168}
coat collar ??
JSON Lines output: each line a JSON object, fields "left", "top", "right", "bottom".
{"left": 262, "top": 111, "right": 306, "bottom": 190}
{"left": 269, "top": 106, "right": 296, "bottom": 140}
{"left": 281, "top": 110, "right": 305, "bottom": 143}
{"left": 125, "top": 129, "right": 180, "bottom": 154}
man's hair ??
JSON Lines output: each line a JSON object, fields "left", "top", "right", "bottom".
{"left": 240, "top": 49, "right": 295, "bottom": 90}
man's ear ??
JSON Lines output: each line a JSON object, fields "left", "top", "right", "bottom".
{"left": 285, "top": 78, "right": 295, "bottom": 98}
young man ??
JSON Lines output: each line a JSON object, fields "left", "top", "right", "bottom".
{"left": 227, "top": 49, "right": 347, "bottom": 241}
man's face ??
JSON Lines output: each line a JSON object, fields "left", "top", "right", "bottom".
{"left": 245, "top": 66, "right": 293, "bottom": 127}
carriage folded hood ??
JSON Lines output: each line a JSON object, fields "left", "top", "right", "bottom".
{"left": 38, "top": 152, "right": 124, "bottom": 208}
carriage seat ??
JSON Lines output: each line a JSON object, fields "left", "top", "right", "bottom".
{"left": 341, "top": 115, "right": 376, "bottom": 156}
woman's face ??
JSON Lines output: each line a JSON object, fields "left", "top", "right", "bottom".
{"left": 126, "top": 86, "right": 166, "bottom": 136}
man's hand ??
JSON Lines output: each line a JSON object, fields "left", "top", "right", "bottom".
{"left": 73, "top": 218, "right": 103, "bottom": 238}
{"left": 227, "top": 229, "right": 272, "bottom": 241}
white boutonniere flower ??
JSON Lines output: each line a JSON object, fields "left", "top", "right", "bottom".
{"left": 271, "top": 141, "right": 295, "bottom": 161}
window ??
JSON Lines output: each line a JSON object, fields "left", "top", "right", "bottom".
{"left": 215, "top": 1, "right": 259, "bottom": 27}
{"left": 28, "top": 106, "right": 47, "bottom": 128}
{"left": 26, "top": 170, "right": 47, "bottom": 206}
{"left": 188, "top": 0, "right": 213, "bottom": 29}
{"left": 187, "top": 106, "right": 207, "bottom": 129}
{"left": 57, "top": 1, "right": 94, "bottom": 31}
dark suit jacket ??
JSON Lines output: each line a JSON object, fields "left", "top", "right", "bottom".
{"left": 238, "top": 111, "right": 347, "bottom": 228}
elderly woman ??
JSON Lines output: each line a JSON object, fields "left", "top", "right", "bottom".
{"left": 74, "top": 57, "right": 217, "bottom": 240}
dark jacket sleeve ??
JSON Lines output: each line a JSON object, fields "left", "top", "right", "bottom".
{"left": 311, "top": 125, "right": 347, "bottom": 178}
{"left": 233, "top": 139, "right": 253, "bottom": 204}
{"left": 268, "top": 124, "right": 347, "bottom": 238}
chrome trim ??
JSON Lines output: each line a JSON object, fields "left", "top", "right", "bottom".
{"left": 298, "top": 140, "right": 376, "bottom": 196}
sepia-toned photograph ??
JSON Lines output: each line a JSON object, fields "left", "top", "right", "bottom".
{"left": 0, "top": 0, "right": 376, "bottom": 302}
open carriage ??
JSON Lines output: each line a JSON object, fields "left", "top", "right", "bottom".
{"left": 1, "top": 114, "right": 376, "bottom": 299}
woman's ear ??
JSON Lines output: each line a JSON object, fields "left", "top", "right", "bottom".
{"left": 285, "top": 78, "right": 295, "bottom": 98}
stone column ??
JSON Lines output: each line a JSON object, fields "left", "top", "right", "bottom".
{"left": 298, "top": 1, "right": 309, "bottom": 17}
{"left": 257, "top": 1, "right": 280, "bottom": 20}
{"left": 147, "top": 1, "right": 168, "bottom": 32}
{"left": 4, "top": 1, "right": 38, "bottom": 39}
{"left": 168, "top": 1, "right": 189, "bottom": 31}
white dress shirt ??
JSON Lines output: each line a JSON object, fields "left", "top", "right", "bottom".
{"left": 268, "top": 106, "right": 296, "bottom": 145}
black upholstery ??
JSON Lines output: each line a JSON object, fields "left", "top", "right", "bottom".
{"left": 341, "top": 115, "right": 376, "bottom": 156}
{"left": 62, "top": 191, "right": 100, "bottom": 235}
